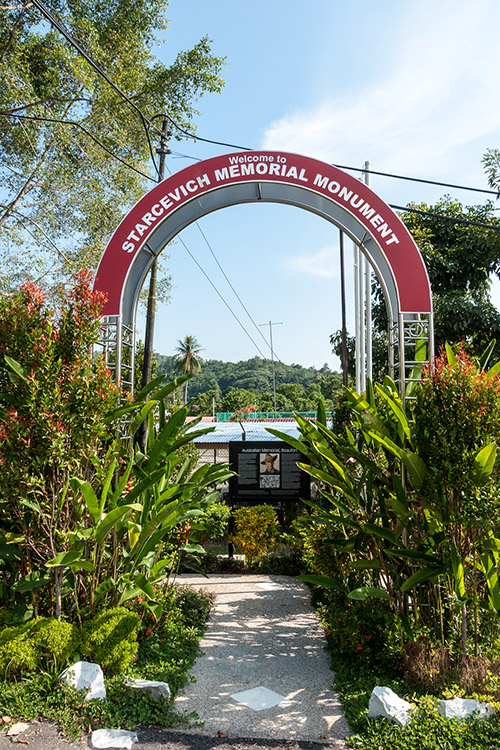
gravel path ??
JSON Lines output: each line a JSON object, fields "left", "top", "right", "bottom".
{"left": 171, "top": 574, "right": 350, "bottom": 746}
{"left": 0, "top": 574, "right": 351, "bottom": 749}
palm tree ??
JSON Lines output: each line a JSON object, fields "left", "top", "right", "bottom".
{"left": 174, "top": 335, "right": 203, "bottom": 402}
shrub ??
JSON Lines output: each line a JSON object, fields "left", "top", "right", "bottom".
{"left": 403, "top": 637, "right": 450, "bottom": 691}
{"left": 81, "top": 607, "right": 140, "bottom": 674}
{"left": 0, "top": 618, "right": 80, "bottom": 676}
{"left": 230, "top": 504, "right": 279, "bottom": 562}
{"left": 191, "top": 499, "right": 231, "bottom": 542}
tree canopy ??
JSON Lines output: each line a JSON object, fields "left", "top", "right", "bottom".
{"left": 0, "top": 1, "right": 225, "bottom": 291}
{"left": 332, "top": 196, "right": 500, "bottom": 377}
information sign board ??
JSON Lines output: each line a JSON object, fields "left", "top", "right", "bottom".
{"left": 228, "top": 440, "right": 310, "bottom": 503}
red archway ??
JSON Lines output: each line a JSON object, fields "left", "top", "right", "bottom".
{"left": 93, "top": 151, "right": 433, "bottom": 391}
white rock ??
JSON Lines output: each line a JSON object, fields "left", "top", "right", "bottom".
{"left": 61, "top": 661, "right": 106, "bottom": 701}
{"left": 438, "top": 697, "right": 495, "bottom": 720}
{"left": 368, "top": 685, "right": 414, "bottom": 726}
{"left": 7, "top": 722, "right": 30, "bottom": 736}
{"left": 91, "top": 729, "right": 138, "bottom": 749}
{"left": 127, "top": 678, "right": 171, "bottom": 701}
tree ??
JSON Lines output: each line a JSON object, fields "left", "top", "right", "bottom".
{"left": 174, "top": 334, "right": 203, "bottom": 402}
{"left": 331, "top": 197, "right": 500, "bottom": 379}
{"left": 0, "top": 1, "right": 225, "bottom": 290}
{"left": 0, "top": 271, "right": 119, "bottom": 618}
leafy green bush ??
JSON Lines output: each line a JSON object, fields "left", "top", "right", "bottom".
{"left": 81, "top": 607, "right": 140, "bottom": 674}
{"left": 191, "top": 499, "right": 231, "bottom": 542}
{"left": 0, "top": 618, "right": 80, "bottom": 676}
{"left": 230, "top": 504, "right": 279, "bottom": 562}
{"left": 253, "top": 550, "right": 304, "bottom": 576}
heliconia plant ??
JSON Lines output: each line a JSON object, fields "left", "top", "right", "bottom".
{"left": 0, "top": 275, "right": 233, "bottom": 623}
{"left": 269, "top": 343, "right": 500, "bottom": 657}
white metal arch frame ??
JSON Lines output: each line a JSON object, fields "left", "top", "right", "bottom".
{"left": 94, "top": 151, "right": 433, "bottom": 394}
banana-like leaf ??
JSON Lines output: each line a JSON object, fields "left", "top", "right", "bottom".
{"left": 4, "top": 355, "right": 30, "bottom": 382}
{"left": 13, "top": 573, "right": 51, "bottom": 591}
{"left": 46, "top": 549, "right": 95, "bottom": 571}
{"left": 299, "top": 574, "right": 344, "bottom": 592}
{"left": 400, "top": 565, "right": 445, "bottom": 592}
{"left": 450, "top": 540, "right": 466, "bottom": 599}
{"left": 445, "top": 342, "right": 457, "bottom": 365}
{"left": 95, "top": 504, "right": 142, "bottom": 544}
{"left": 316, "top": 398, "right": 327, "bottom": 426}
{"left": 349, "top": 559, "right": 384, "bottom": 571}
{"left": 374, "top": 382, "right": 410, "bottom": 442}
{"left": 469, "top": 442, "right": 497, "bottom": 487}
{"left": 348, "top": 586, "right": 392, "bottom": 601}
{"left": 479, "top": 340, "right": 496, "bottom": 371}
{"left": 71, "top": 478, "right": 100, "bottom": 524}
{"left": 362, "top": 523, "right": 402, "bottom": 546}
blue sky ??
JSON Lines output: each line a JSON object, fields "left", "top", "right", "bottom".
{"left": 135, "top": 0, "right": 500, "bottom": 370}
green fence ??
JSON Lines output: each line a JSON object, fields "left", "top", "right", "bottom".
{"left": 216, "top": 411, "right": 323, "bottom": 422}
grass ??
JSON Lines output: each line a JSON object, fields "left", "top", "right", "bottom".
{"left": 0, "top": 585, "right": 212, "bottom": 739}
{"left": 328, "top": 645, "right": 500, "bottom": 749}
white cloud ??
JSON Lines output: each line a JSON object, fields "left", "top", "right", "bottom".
{"left": 287, "top": 245, "right": 343, "bottom": 278}
{"left": 261, "top": 1, "right": 500, "bottom": 184}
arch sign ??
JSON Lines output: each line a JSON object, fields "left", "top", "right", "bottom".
{"left": 94, "top": 151, "right": 433, "bottom": 389}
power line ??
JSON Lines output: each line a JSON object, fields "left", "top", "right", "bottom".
{"left": 333, "top": 163, "right": 498, "bottom": 198}
{"left": 29, "top": 0, "right": 160, "bottom": 178}
{"left": 163, "top": 114, "right": 251, "bottom": 152}
{"left": 163, "top": 165, "right": 281, "bottom": 360}
{"left": 391, "top": 204, "right": 500, "bottom": 231}
{"left": 175, "top": 234, "right": 268, "bottom": 358}
{"left": 0, "top": 112, "right": 156, "bottom": 183}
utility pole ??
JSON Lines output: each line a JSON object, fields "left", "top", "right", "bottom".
{"left": 141, "top": 117, "right": 170, "bottom": 392}
{"left": 138, "top": 118, "right": 170, "bottom": 449}
{"left": 259, "top": 320, "right": 282, "bottom": 418}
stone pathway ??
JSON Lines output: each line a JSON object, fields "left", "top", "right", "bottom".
{"left": 172, "top": 574, "right": 351, "bottom": 746}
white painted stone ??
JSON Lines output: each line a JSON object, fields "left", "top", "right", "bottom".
{"left": 127, "top": 678, "right": 171, "bottom": 701}
{"left": 230, "top": 686, "right": 288, "bottom": 711}
{"left": 7, "top": 722, "right": 30, "bottom": 736}
{"left": 438, "top": 697, "right": 495, "bottom": 720}
{"left": 91, "top": 728, "right": 138, "bottom": 749}
{"left": 61, "top": 661, "right": 106, "bottom": 701}
{"left": 368, "top": 685, "right": 413, "bottom": 726}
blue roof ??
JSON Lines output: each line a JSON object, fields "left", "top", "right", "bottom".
{"left": 189, "top": 420, "right": 302, "bottom": 444}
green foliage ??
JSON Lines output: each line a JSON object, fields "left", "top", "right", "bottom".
{"left": 0, "top": 273, "right": 119, "bottom": 620}
{"left": 0, "top": 618, "right": 80, "bottom": 676}
{"left": 0, "top": 586, "right": 212, "bottom": 737}
{"left": 156, "top": 354, "right": 342, "bottom": 414}
{"left": 230, "top": 504, "right": 279, "bottom": 562}
{"left": 0, "top": 278, "right": 233, "bottom": 622}
{"left": 0, "top": 3, "right": 226, "bottom": 287}
{"left": 190, "top": 499, "right": 231, "bottom": 542}
{"left": 81, "top": 607, "right": 140, "bottom": 675}
{"left": 272, "top": 347, "right": 500, "bottom": 660}
{"left": 413, "top": 346, "right": 500, "bottom": 524}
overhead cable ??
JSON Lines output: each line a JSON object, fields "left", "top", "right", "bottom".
{"left": 29, "top": 0, "right": 160, "bottom": 177}
{"left": 175, "top": 234, "right": 268, "bottom": 358}
{"left": 0, "top": 112, "right": 156, "bottom": 183}
{"left": 334, "top": 163, "right": 498, "bottom": 197}
{"left": 194, "top": 221, "right": 283, "bottom": 361}
{"left": 391, "top": 204, "right": 500, "bottom": 231}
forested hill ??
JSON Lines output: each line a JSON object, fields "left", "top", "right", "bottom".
{"left": 155, "top": 354, "right": 340, "bottom": 400}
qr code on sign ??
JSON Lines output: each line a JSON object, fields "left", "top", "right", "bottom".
{"left": 260, "top": 475, "right": 280, "bottom": 489}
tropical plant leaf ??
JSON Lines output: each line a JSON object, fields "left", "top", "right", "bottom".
{"left": 299, "top": 574, "right": 344, "bottom": 592}
{"left": 469, "top": 442, "right": 497, "bottom": 486}
{"left": 347, "top": 586, "right": 392, "bottom": 601}
{"left": 400, "top": 565, "right": 444, "bottom": 592}
{"left": 4, "top": 355, "right": 30, "bottom": 382}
